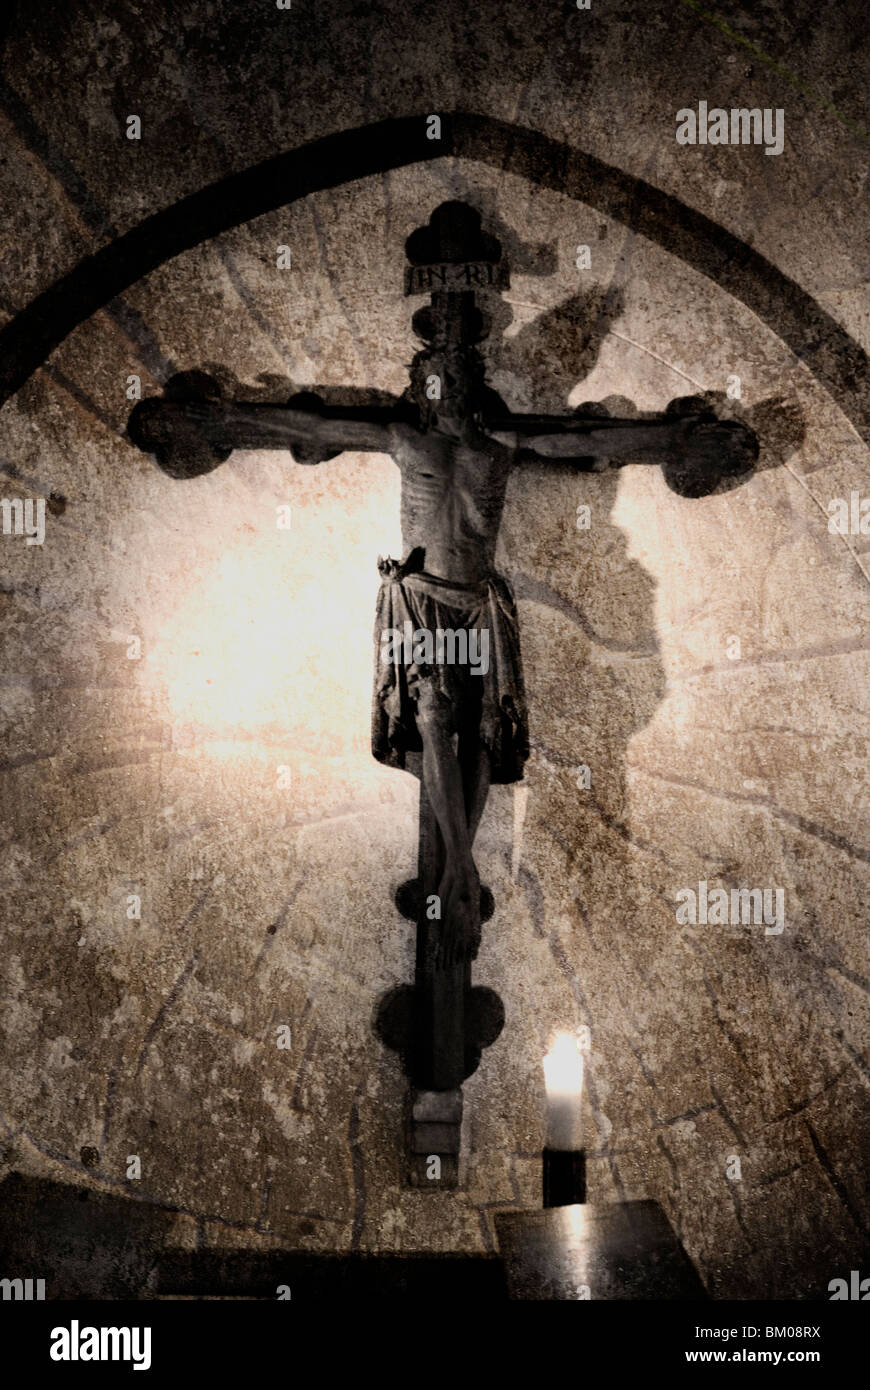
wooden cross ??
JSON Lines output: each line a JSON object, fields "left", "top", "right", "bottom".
{"left": 128, "top": 201, "right": 758, "bottom": 1187}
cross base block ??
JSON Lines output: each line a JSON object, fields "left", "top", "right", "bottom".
{"left": 406, "top": 1088, "right": 463, "bottom": 1189}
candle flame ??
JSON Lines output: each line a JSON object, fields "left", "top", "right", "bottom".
{"left": 543, "top": 1032, "right": 584, "bottom": 1098}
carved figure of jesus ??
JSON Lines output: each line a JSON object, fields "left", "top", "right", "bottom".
{"left": 128, "top": 202, "right": 757, "bottom": 971}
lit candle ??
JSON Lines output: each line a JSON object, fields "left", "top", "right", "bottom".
{"left": 543, "top": 1032, "right": 584, "bottom": 1150}
{"left": 543, "top": 1032, "right": 586, "bottom": 1207}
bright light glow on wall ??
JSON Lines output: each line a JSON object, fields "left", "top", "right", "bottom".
{"left": 141, "top": 452, "right": 402, "bottom": 765}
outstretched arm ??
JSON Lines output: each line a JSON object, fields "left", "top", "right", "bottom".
{"left": 490, "top": 412, "right": 694, "bottom": 463}
{"left": 128, "top": 378, "right": 398, "bottom": 479}
{"left": 486, "top": 402, "right": 759, "bottom": 496}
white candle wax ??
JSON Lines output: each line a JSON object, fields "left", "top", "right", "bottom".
{"left": 543, "top": 1033, "right": 584, "bottom": 1151}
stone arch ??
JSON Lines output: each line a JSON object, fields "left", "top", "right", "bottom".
{"left": 0, "top": 112, "right": 867, "bottom": 442}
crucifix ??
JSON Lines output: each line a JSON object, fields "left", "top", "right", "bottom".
{"left": 128, "top": 201, "right": 758, "bottom": 1188}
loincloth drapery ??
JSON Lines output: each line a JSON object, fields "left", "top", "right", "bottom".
{"left": 371, "top": 551, "right": 529, "bottom": 785}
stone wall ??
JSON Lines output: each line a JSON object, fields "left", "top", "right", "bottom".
{"left": 0, "top": 0, "right": 868, "bottom": 1296}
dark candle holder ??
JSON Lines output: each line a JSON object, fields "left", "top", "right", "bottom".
{"left": 543, "top": 1148, "right": 587, "bottom": 1208}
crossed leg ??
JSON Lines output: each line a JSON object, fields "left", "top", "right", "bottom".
{"left": 459, "top": 714, "right": 491, "bottom": 849}
{"left": 415, "top": 681, "right": 490, "bottom": 967}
